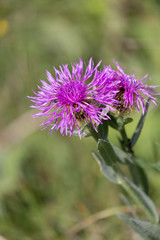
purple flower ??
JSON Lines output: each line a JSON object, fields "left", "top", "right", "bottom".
{"left": 112, "top": 60, "right": 159, "bottom": 114}
{"left": 28, "top": 58, "right": 118, "bottom": 138}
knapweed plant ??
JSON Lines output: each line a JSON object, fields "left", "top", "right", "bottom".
{"left": 29, "top": 58, "right": 160, "bottom": 240}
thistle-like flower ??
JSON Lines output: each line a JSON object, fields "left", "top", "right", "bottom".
{"left": 28, "top": 58, "right": 118, "bottom": 138}
{"left": 112, "top": 60, "right": 159, "bottom": 114}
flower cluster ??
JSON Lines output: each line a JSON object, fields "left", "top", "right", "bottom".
{"left": 29, "top": 58, "right": 159, "bottom": 138}
{"left": 113, "top": 60, "right": 159, "bottom": 114}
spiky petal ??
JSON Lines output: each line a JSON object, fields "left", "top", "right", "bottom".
{"left": 28, "top": 58, "right": 118, "bottom": 138}
{"left": 113, "top": 60, "right": 159, "bottom": 114}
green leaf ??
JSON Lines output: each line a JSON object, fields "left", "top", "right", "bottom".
{"left": 108, "top": 113, "right": 119, "bottom": 130}
{"left": 124, "top": 117, "right": 133, "bottom": 125}
{"left": 112, "top": 145, "right": 133, "bottom": 164}
{"left": 108, "top": 114, "right": 133, "bottom": 130}
{"left": 98, "top": 139, "right": 119, "bottom": 165}
{"left": 86, "top": 122, "right": 99, "bottom": 141}
{"left": 131, "top": 100, "right": 150, "bottom": 147}
{"left": 97, "top": 119, "right": 108, "bottom": 140}
{"left": 92, "top": 152, "right": 117, "bottom": 183}
{"left": 116, "top": 116, "right": 124, "bottom": 130}
{"left": 134, "top": 158, "right": 160, "bottom": 173}
{"left": 98, "top": 139, "right": 133, "bottom": 165}
{"left": 118, "top": 214, "right": 160, "bottom": 240}
{"left": 119, "top": 176, "right": 159, "bottom": 223}
{"left": 129, "top": 165, "right": 149, "bottom": 195}
{"left": 120, "top": 194, "right": 138, "bottom": 218}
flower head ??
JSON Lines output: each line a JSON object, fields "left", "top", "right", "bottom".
{"left": 112, "top": 60, "right": 159, "bottom": 114}
{"left": 28, "top": 58, "right": 118, "bottom": 138}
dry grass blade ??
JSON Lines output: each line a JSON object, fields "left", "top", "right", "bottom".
{"left": 63, "top": 205, "right": 139, "bottom": 238}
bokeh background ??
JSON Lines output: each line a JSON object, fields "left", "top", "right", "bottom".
{"left": 0, "top": 0, "right": 160, "bottom": 239}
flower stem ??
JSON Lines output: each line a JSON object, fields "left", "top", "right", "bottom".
{"left": 86, "top": 123, "right": 99, "bottom": 142}
{"left": 117, "top": 173, "right": 158, "bottom": 223}
{"left": 119, "top": 124, "right": 134, "bottom": 155}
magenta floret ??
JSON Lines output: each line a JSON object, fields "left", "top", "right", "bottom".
{"left": 112, "top": 60, "right": 159, "bottom": 114}
{"left": 28, "top": 58, "right": 118, "bottom": 138}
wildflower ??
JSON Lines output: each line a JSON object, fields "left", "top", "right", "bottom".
{"left": 28, "top": 58, "right": 118, "bottom": 138}
{"left": 112, "top": 60, "right": 159, "bottom": 114}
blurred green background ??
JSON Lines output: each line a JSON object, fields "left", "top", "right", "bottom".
{"left": 0, "top": 0, "right": 160, "bottom": 239}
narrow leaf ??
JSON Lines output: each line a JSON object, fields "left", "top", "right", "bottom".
{"left": 118, "top": 214, "right": 160, "bottom": 240}
{"left": 112, "top": 145, "right": 133, "bottom": 164}
{"left": 108, "top": 113, "right": 119, "bottom": 130}
{"left": 92, "top": 152, "right": 117, "bottom": 183}
{"left": 131, "top": 100, "right": 150, "bottom": 147}
{"left": 134, "top": 157, "right": 160, "bottom": 173}
{"left": 98, "top": 139, "right": 119, "bottom": 165}
{"left": 124, "top": 117, "right": 133, "bottom": 125}
{"left": 97, "top": 119, "right": 108, "bottom": 140}
{"left": 129, "top": 165, "right": 149, "bottom": 195}
{"left": 116, "top": 116, "right": 124, "bottom": 130}
{"left": 120, "top": 176, "right": 159, "bottom": 223}
{"left": 86, "top": 122, "right": 99, "bottom": 141}
{"left": 120, "top": 194, "right": 138, "bottom": 218}
{"left": 98, "top": 139, "right": 133, "bottom": 165}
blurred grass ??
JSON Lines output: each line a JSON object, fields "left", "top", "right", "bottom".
{"left": 0, "top": 0, "right": 160, "bottom": 239}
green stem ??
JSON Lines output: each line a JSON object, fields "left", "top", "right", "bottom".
{"left": 117, "top": 173, "right": 158, "bottom": 223}
{"left": 86, "top": 123, "right": 99, "bottom": 142}
{"left": 88, "top": 118, "right": 158, "bottom": 223}
{"left": 120, "top": 124, "right": 134, "bottom": 155}
{"left": 120, "top": 126, "right": 128, "bottom": 146}
{"left": 116, "top": 121, "right": 157, "bottom": 222}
